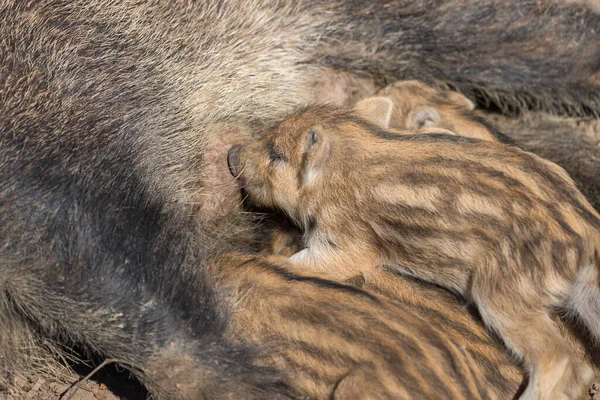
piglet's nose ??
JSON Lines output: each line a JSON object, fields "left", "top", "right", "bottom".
{"left": 227, "top": 144, "right": 243, "bottom": 178}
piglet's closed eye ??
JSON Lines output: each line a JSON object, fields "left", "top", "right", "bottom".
{"left": 302, "top": 127, "right": 331, "bottom": 186}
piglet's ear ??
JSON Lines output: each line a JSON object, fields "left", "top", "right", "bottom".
{"left": 446, "top": 91, "right": 475, "bottom": 110}
{"left": 302, "top": 127, "right": 331, "bottom": 186}
{"left": 353, "top": 97, "right": 394, "bottom": 129}
{"left": 407, "top": 106, "right": 441, "bottom": 129}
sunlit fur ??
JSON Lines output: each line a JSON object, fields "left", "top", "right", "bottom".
{"left": 3, "top": 0, "right": 600, "bottom": 396}
{"left": 237, "top": 105, "right": 600, "bottom": 400}
{"left": 213, "top": 253, "right": 502, "bottom": 400}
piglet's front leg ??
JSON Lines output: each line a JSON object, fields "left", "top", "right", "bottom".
{"left": 284, "top": 244, "right": 380, "bottom": 282}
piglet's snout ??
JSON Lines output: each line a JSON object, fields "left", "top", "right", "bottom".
{"left": 227, "top": 144, "right": 242, "bottom": 178}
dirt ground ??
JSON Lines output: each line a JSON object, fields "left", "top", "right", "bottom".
{"left": 0, "top": 376, "right": 118, "bottom": 400}
{"left": 0, "top": 359, "right": 146, "bottom": 400}
{"left": 2, "top": 112, "right": 599, "bottom": 400}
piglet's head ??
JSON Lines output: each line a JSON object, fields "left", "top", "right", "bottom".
{"left": 227, "top": 107, "right": 334, "bottom": 223}
{"left": 227, "top": 99, "right": 394, "bottom": 224}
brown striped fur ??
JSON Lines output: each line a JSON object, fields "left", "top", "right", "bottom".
{"left": 230, "top": 105, "right": 600, "bottom": 400}
{"left": 3, "top": 1, "right": 600, "bottom": 397}
{"left": 255, "top": 82, "right": 502, "bottom": 258}
{"left": 212, "top": 253, "right": 509, "bottom": 400}
{"left": 368, "top": 80, "right": 600, "bottom": 212}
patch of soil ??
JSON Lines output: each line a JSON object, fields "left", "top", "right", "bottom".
{"left": 0, "top": 375, "right": 118, "bottom": 400}
{"left": 0, "top": 361, "right": 146, "bottom": 400}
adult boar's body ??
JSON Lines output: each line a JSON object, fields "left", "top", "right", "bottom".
{"left": 1, "top": 1, "right": 599, "bottom": 398}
